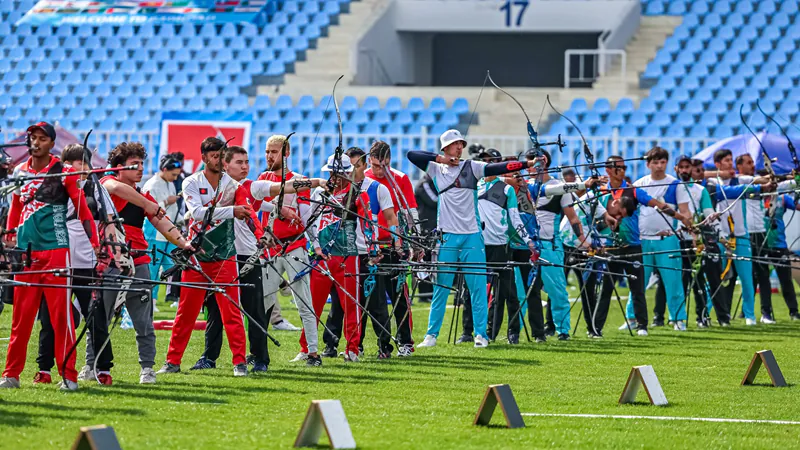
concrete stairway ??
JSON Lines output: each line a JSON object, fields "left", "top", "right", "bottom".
{"left": 262, "top": 0, "right": 386, "bottom": 96}
{"left": 591, "top": 16, "right": 683, "bottom": 104}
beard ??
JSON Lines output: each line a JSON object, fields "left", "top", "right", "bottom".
{"left": 678, "top": 172, "right": 691, "bottom": 182}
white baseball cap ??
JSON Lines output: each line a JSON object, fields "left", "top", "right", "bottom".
{"left": 439, "top": 129, "right": 467, "bottom": 151}
{"left": 321, "top": 154, "right": 354, "bottom": 173}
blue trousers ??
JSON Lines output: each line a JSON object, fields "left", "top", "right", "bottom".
{"left": 148, "top": 241, "right": 176, "bottom": 299}
{"left": 428, "top": 232, "right": 489, "bottom": 339}
{"left": 540, "top": 244, "right": 571, "bottom": 335}
{"left": 718, "top": 238, "right": 756, "bottom": 320}
{"left": 627, "top": 237, "right": 686, "bottom": 322}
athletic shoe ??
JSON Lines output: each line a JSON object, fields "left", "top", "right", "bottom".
{"left": 246, "top": 354, "right": 256, "bottom": 367}
{"left": 790, "top": 312, "right": 800, "bottom": 321}
{"left": 33, "top": 371, "right": 52, "bottom": 384}
{"left": 588, "top": 332, "right": 603, "bottom": 339}
{"left": 544, "top": 326, "right": 556, "bottom": 337}
{"left": 77, "top": 365, "right": 95, "bottom": 381}
{"left": 0, "top": 377, "right": 20, "bottom": 388}
{"left": 673, "top": 321, "right": 687, "bottom": 331}
{"left": 637, "top": 329, "right": 649, "bottom": 337}
{"left": 696, "top": 320, "right": 709, "bottom": 329}
{"left": 534, "top": 336, "right": 547, "bottom": 343}
{"left": 651, "top": 318, "right": 665, "bottom": 327}
{"left": 280, "top": 284, "right": 291, "bottom": 297}
{"left": 157, "top": 363, "right": 181, "bottom": 374}
{"left": 96, "top": 373, "right": 113, "bottom": 386}
{"left": 321, "top": 346, "right": 338, "bottom": 358}
{"left": 416, "top": 334, "right": 437, "bottom": 348}
{"left": 290, "top": 352, "right": 308, "bottom": 362}
{"left": 233, "top": 363, "right": 248, "bottom": 377}
{"left": 252, "top": 362, "right": 268, "bottom": 374}
{"left": 273, "top": 320, "right": 301, "bottom": 331}
{"left": 719, "top": 320, "right": 731, "bottom": 327}
{"left": 140, "top": 368, "right": 156, "bottom": 384}
{"left": 745, "top": 318, "right": 757, "bottom": 326}
{"left": 618, "top": 320, "right": 638, "bottom": 331}
{"left": 397, "top": 344, "right": 413, "bottom": 357}
{"left": 507, "top": 334, "right": 519, "bottom": 345}
{"left": 474, "top": 335, "right": 489, "bottom": 348}
{"left": 760, "top": 315, "right": 776, "bottom": 325}
{"left": 557, "top": 333, "right": 570, "bottom": 341}
{"left": 455, "top": 334, "right": 473, "bottom": 344}
{"left": 190, "top": 357, "right": 216, "bottom": 370}
{"left": 306, "top": 355, "right": 322, "bottom": 367}
{"left": 377, "top": 351, "right": 392, "bottom": 360}
{"left": 59, "top": 380, "right": 79, "bottom": 391}
{"left": 344, "top": 351, "right": 360, "bottom": 362}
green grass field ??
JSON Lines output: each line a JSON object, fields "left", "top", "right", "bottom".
{"left": 1, "top": 282, "right": 799, "bottom": 449}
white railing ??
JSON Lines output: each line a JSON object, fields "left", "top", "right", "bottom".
{"left": 564, "top": 48, "right": 626, "bottom": 88}
{"left": 1, "top": 129, "right": 715, "bottom": 183}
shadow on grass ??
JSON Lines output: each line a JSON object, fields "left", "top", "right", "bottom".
{"left": 0, "top": 400, "right": 146, "bottom": 427}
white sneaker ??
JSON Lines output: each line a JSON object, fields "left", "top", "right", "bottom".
{"left": 290, "top": 352, "right": 308, "bottom": 362}
{"left": 77, "top": 365, "right": 95, "bottom": 381}
{"left": 397, "top": 345, "right": 413, "bottom": 357}
{"left": 273, "top": 320, "right": 301, "bottom": 331}
{"left": 637, "top": 329, "right": 649, "bottom": 337}
{"left": 139, "top": 368, "right": 156, "bottom": 384}
{"left": 344, "top": 351, "right": 360, "bottom": 362}
{"left": 760, "top": 316, "right": 776, "bottom": 325}
{"left": 59, "top": 379, "right": 79, "bottom": 391}
{"left": 618, "top": 320, "right": 637, "bottom": 331}
{"left": 474, "top": 335, "right": 489, "bottom": 348}
{"left": 0, "top": 377, "right": 20, "bottom": 388}
{"left": 673, "top": 321, "right": 687, "bottom": 331}
{"left": 416, "top": 334, "right": 437, "bottom": 348}
{"left": 746, "top": 318, "right": 757, "bottom": 326}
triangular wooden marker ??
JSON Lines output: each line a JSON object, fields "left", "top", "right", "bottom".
{"left": 619, "top": 365, "right": 668, "bottom": 406}
{"left": 71, "top": 425, "right": 122, "bottom": 450}
{"left": 742, "top": 350, "right": 787, "bottom": 387}
{"left": 474, "top": 384, "right": 525, "bottom": 428}
{"left": 294, "top": 400, "right": 356, "bottom": 449}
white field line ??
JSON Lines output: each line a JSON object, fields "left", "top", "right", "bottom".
{"left": 521, "top": 413, "right": 800, "bottom": 425}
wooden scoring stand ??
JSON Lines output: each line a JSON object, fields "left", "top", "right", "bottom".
{"left": 741, "top": 350, "right": 787, "bottom": 387}
{"left": 71, "top": 425, "right": 122, "bottom": 450}
{"left": 619, "top": 365, "right": 668, "bottom": 406}
{"left": 294, "top": 400, "right": 356, "bottom": 449}
{"left": 474, "top": 384, "right": 526, "bottom": 428}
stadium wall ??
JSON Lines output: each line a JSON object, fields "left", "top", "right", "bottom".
{"left": 354, "top": 0, "right": 640, "bottom": 87}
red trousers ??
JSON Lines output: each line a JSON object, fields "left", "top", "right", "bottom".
{"left": 3, "top": 248, "right": 77, "bottom": 381}
{"left": 166, "top": 258, "right": 247, "bottom": 366}
{"left": 299, "top": 255, "right": 361, "bottom": 354}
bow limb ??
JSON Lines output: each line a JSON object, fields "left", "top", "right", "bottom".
{"left": 486, "top": 72, "right": 544, "bottom": 269}
{"left": 757, "top": 100, "right": 800, "bottom": 235}
{"left": 741, "top": 104, "right": 778, "bottom": 257}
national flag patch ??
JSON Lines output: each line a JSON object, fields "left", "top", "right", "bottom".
{"left": 199, "top": 188, "right": 208, "bottom": 195}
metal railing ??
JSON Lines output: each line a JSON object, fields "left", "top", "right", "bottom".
{"left": 1, "top": 128, "right": 715, "bottom": 183}
{"left": 564, "top": 48, "right": 627, "bottom": 88}
{"left": 358, "top": 48, "right": 394, "bottom": 86}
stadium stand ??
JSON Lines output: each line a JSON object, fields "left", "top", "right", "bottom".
{"left": 0, "top": 0, "right": 468, "bottom": 177}
{"left": 548, "top": 0, "right": 800, "bottom": 154}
